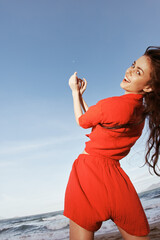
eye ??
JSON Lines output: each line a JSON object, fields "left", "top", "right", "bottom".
{"left": 137, "top": 70, "right": 141, "bottom": 75}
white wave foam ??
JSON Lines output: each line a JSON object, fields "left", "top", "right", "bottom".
{"left": 42, "top": 214, "right": 64, "bottom": 222}
{"left": 45, "top": 218, "right": 69, "bottom": 231}
{"left": 0, "top": 230, "right": 69, "bottom": 240}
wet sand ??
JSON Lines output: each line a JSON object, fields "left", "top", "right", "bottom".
{"left": 95, "top": 221, "right": 160, "bottom": 240}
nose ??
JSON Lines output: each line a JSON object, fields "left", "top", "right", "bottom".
{"left": 127, "top": 67, "right": 133, "bottom": 76}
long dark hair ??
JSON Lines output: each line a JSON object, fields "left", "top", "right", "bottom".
{"left": 143, "top": 46, "right": 160, "bottom": 176}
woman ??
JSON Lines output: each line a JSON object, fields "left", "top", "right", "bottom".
{"left": 64, "top": 46, "right": 160, "bottom": 240}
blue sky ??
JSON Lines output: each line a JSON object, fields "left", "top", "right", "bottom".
{"left": 0, "top": 0, "right": 160, "bottom": 218}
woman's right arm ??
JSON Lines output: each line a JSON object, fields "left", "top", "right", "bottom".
{"left": 80, "top": 95, "right": 89, "bottom": 112}
{"left": 78, "top": 77, "right": 89, "bottom": 112}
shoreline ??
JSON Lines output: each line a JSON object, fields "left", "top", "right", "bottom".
{"left": 95, "top": 221, "right": 160, "bottom": 240}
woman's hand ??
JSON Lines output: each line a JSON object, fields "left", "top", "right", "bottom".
{"left": 69, "top": 72, "right": 79, "bottom": 92}
{"left": 78, "top": 78, "right": 87, "bottom": 95}
{"left": 69, "top": 72, "right": 87, "bottom": 95}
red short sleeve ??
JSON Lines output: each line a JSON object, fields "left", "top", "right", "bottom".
{"left": 78, "top": 101, "right": 103, "bottom": 129}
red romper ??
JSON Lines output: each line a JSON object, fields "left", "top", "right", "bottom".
{"left": 64, "top": 93, "right": 150, "bottom": 236}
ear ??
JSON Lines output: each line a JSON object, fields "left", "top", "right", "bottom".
{"left": 143, "top": 85, "right": 153, "bottom": 93}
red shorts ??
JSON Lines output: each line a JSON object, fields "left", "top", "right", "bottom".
{"left": 64, "top": 154, "right": 150, "bottom": 236}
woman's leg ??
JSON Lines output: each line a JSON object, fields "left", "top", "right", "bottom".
{"left": 118, "top": 226, "right": 150, "bottom": 240}
{"left": 70, "top": 220, "right": 94, "bottom": 240}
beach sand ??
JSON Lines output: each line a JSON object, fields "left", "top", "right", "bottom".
{"left": 95, "top": 221, "right": 160, "bottom": 240}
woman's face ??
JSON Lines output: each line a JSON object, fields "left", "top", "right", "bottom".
{"left": 120, "top": 55, "right": 152, "bottom": 94}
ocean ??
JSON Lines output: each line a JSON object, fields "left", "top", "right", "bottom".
{"left": 0, "top": 187, "right": 160, "bottom": 240}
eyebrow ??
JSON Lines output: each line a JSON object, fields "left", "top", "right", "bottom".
{"left": 134, "top": 61, "right": 144, "bottom": 74}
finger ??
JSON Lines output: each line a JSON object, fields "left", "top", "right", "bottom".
{"left": 83, "top": 78, "right": 87, "bottom": 86}
{"left": 80, "top": 79, "right": 85, "bottom": 87}
{"left": 81, "top": 83, "right": 84, "bottom": 89}
{"left": 78, "top": 78, "right": 83, "bottom": 86}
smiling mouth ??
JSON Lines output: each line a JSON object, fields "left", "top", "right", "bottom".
{"left": 123, "top": 76, "right": 131, "bottom": 83}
